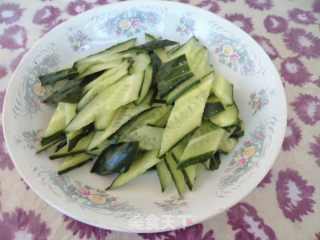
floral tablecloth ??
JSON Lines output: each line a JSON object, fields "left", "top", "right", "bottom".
{"left": 0, "top": 0, "right": 319, "bottom": 239}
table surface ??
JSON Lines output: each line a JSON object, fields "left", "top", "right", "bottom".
{"left": 0, "top": 0, "right": 319, "bottom": 239}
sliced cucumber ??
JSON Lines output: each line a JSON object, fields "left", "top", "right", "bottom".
{"left": 179, "top": 122, "right": 226, "bottom": 168}
{"left": 39, "top": 68, "right": 78, "bottom": 85}
{"left": 135, "top": 65, "right": 153, "bottom": 104}
{"left": 211, "top": 72, "right": 233, "bottom": 106}
{"left": 165, "top": 153, "right": 186, "bottom": 196}
{"left": 159, "top": 73, "right": 213, "bottom": 157}
{"left": 156, "top": 160, "right": 172, "bottom": 192}
{"left": 209, "top": 104, "right": 239, "bottom": 127}
{"left": 86, "top": 140, "right": 110, "bottom": 156}
{"left": 50, "top": 132, "right": 94, "bottom": 159}
{"left": 94, "top": 109, "right": 116, "bottom": 131}
{"left": 219, "top": 137, "right": 238, "bottom": 154}
{"left": 107, "top": 150, "right": 161, "bottom": 190}
{"left": 122, "top": 125, "right": 164, "bottom": 150}
{"left": 109, "top": 104, "right": 171, "bottom": 144}
{"left": 87, "top": 102, "right": 151, "bottom": 150}
{"left": 203, "top": 102, "right": 225, "bottom": 119}
{"left": 58, "top": 153, "right": 93, "bottom": 175}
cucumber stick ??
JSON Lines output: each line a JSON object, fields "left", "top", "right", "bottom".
{"left": 58, "top": 153, "right": 93, "bottom": 175}
{"left": 107, "top": 150, "right": 161, "bottom": 190}
{"left": 159, "top": 73, "right": 213, "bottom": 157}
{"left": 156, "top": 161, "right": 172, "bottom": 192}
{"left": 211, "top": 72, "right": 233, "bottom": 106}
{"left": 165, "top": 153, "right": 186, "bottom": 196}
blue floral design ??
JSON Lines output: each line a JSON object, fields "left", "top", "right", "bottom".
{"left": 96, "top": 9, "right": 161, "bottom": 37}
{"left": 13, "top": 43, "right": 59, "bottom": 118}
{"left": 176, "top": 17, "right": 195, "bottom": 36}
{"left": 68, "top": 29, "right": 91, "bottom": 52}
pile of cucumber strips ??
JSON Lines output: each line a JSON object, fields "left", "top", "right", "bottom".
{"left": 38, "top": 34, "right": 244, "bottom": 196}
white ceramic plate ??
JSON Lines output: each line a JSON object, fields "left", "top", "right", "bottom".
{"left": 3, "top": 1, "right": 286, "bottom": 233}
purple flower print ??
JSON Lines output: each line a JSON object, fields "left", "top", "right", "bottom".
{"left": 21, "top": 178, "right": 30, "bottom": 190}
{"left": 288, "top": 8, "right": 316, "bottom": 25}
{"left": 0, "top": 3, "right": 24, "bottom": 24}
{"left": 67, "top": 0, "right": 92, "bottom": 16}
{"left": 139, "top": 223, "right": 215, "bottom": 240}
{"left": 309, "top": 135, "right": 320, "bottom": 167}
{"left": 316, "top": 232, "right": 320, "bottom": 240}
{"left": 291, "top": 94, "right": 320, "bottom": 126}
{"left": 63, "top": 215, "right": 111, "bottom": 239}
{"left": 284, "top": 28, "right": 320, "bottom": 59}
{"left": 227, "top": 202, "right": 277, "bottom": 240}
{"left": 0, "top": 25, "right": 27, "bottom": 50}
{"left": 225, "top": 13, "right": 254, "bottom": 33}
{"left": 219, "top": 0, "right": 236, "bottom": 2}
{"left": 196, "top": 0, "right": 220, "bottom": 13}
{"left": 95, "top": 0, "right": 110, "bottom": 5}
{"left": 315, "top": 77, "right": 320, "bottom": 88}
{"left": 264, "top": 15, "right": 288, "bottom": 34}
{"left": 282, "top": 118, "right": 302, "bottom": 151}
{"left": 280, "top": 57, "right": 311, "bottom": 86}
{"left": 33, "top": 6, "right": 61, "bottom": 26}
{"left": 257, "top": 170, "right": 273, "bottom": 188}
{"left": 10, "top": 49, "right": 28, "bottom": 72}
{"left": 0, "top": 65, "right": 7, "bottom": 80}
{"left": 313, "top": 0, "right": 320, "bottom": 13}
{"left": 0, "top": 208, "right": 51, "bottom": 240}
{"left": 276, "top": 169, "right": 315, "bottom": 222}
{"left": 245, "top": 0, "right": 273, "bottom": 10}
{"left": 0, "top": 90, "right": 6, "bottom": 112}
{"left": 0, "top": 125, "right": 14, "bottom": 171}
{"left": 252, "top": 35, "right": 279, "bottom": 60}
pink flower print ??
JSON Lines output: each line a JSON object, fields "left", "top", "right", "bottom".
{"left": 33, "top": 6, "right": 61, "bottom": 26}
{"left": 282, "top": 118, "right": 302, "bottom": 151}
{"left": 111, "top": 197, "right": 117, "bottom": 202}
{"left": 280, "top": 57, "right": 311, "bottom": 86}
{"left": 67, "top": 0, "right": 92, "bottom": 16}
{"left": 230, "top": 53, "right": 239, "bottom": 63}
{"left": 264, "top": 15, "right": 288, "bottom": 34}
{"left": 0, "top": 65, "right": 7, "bottom": 80}
{"left": 0, "top": 25, "right": 27, "bottom": 50}
{"left": 0, "top": 3, "right": 24, "bottom": 24}
{"left": 244, "top": 140, "right": 251, "bottom": 146}
{"left": 215, "top": 47, "right": 219, "bottom": 54}
{"left": 236, "top": 158, "right": 247, "bottom": 168}
{"left": 0, "top": 125, "right": 14, "bottom": 171}
{"left": 0, "top": 208, "right": 51, "bottom": 240}
{"left": 227, "top": 202, "right": 277, "bottom": 240}
{"left": 131, "top": 19, "right": 140, "bottom": 28}
{"left": 257, "top": 170, "right": 273, "bottom": 188}
{"left": 288, "top": 8, "right": 316, "bottom": 25}
{"left": 291, "top": 94, "right": 320, "bottom": 126}
{"left": 284, "top": 28, "right": 320, "bottom": 59}
{"left": 225, "top": 13, "right": 254, "bottom": 33}
{"left": 276, "top": 169, "right": 315, "bottom": 222}
{"left": 313, "top": 0, "right": 320, "bottom": 13}
{"left": 56, "top": 177, "right": 64, "bottom": 183}
{"left": 197, "top": 0, "right": 220, "bottom": 13}
{"left": 63, "top": 215, "right": 111, "bottom": 239}
{"left": 309, "top": 135, "right": 320, "bottom": 167}
{"left": 77, "top": 187, "right": 91, "bottom": 196}
{"left": 245, "top": 0, "right": 273, "bottom": 10}
{"left": 253, "top": 35, "right": 279, "bottom": 60}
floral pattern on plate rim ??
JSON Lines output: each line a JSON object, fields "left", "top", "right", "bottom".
{"left": 33, "top": 167, "right": 140, "bottom": 217}
{"left": 154, "top": 196, "right": 188, "bottom": 213}
{"left": 249, "top": 89, "right": 275, "bottom": 115}
{"left": 217, "top": 116, "right": 277, "bottom": 197}
{"left": 13, "top": 43, "right": 60, "bottom": 118}
{"left": 176, "top": 16, "right": 195, "bottom": 37}
{"left": 68, "top": 27, "right": 91, "bottom": 52}
{"left": 15, "top": 129, "right": 42, "bottom": 150}
{"left": 208, "top": 21, "right": 266, "bottom": 76}
{"left": 90, "top": 7, "right": 165, "bottom": 37}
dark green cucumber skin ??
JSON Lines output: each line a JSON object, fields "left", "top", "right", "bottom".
{"left": 58, "top": 158, "right": 92, "bottom": 175}
{"left": 39, "top": 68, "right": 78, "bottom": 85}
{"left": 49, "top": 150, "right": 86, "bottom": 160}
{"left": 166, "top": 80, "right": 201, "bottom": 105}
{"left": 164, "top": 155, "right": 185, "bottom": 196}
{"left": 41, "top": 131, "right": 65, "bottom": 146}
{"left": 158, "top": 73, "right": 194, "bottom": 97}
{"left": 44, "top": 71, "right": 104, "bottom": 104}
{"left": 209, "top": 153, "right": 221, "bottom": 170}
{"left": 91, "top": 142, "right": 139, "bottom": 175}
{"left": 172, "top": 153, "right": 193, "bottom": 190}
{"left": 36, "top": 138, "right": 63, "bottom": 153}
{"left": 150, "top": 52, "right": 162, "bottom": 87}
{"left": 55, "top": 138, "right": 67, "bottom": 152}
{"left": 177, "top": 152, "right": 214, "bottom": 169}
{"left": 68, "top": 123, "right": 94, "bottom": 151}
{"left": 203, "top": 102, "right": 225, "bottom": 119}
{"left": 129, "top": 39, "right": 178, "bottom": 51}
